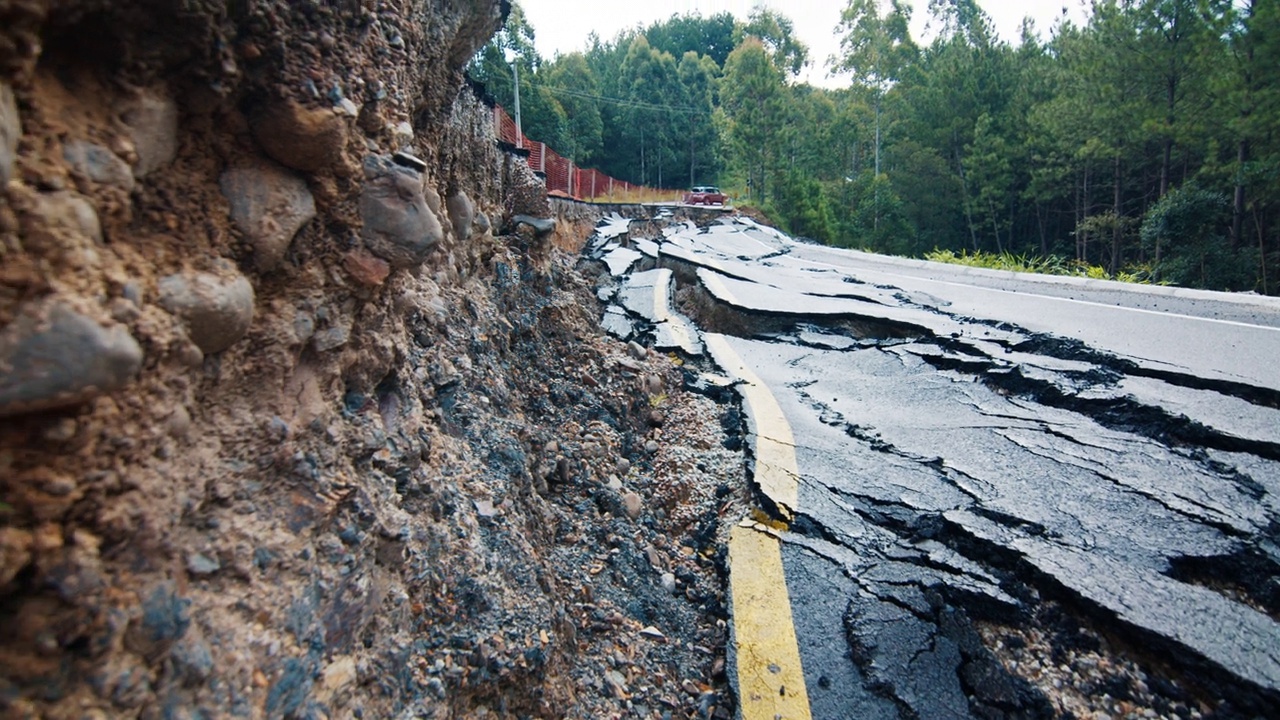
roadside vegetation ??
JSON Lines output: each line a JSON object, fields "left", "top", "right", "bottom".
{"left": 595, "top": 187, "right": 687, "bottom": 205}
{"left": 923, "top": 249, "right": 1161, "bottom": 284}
{"left": 472, "top": 0, "right": 1279, "bottom": 294}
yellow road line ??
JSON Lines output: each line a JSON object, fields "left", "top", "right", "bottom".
{"left": 704, "top": 332, "right": 811, "bottom": 720}
{"left": 699, "top": 270, "right": 741, "bottom": 307}
{"left": 703, "top": 333, "right": 799, "bottom": 517}
{"left": 729, "top": 521, "right": 812, "bottom": 720}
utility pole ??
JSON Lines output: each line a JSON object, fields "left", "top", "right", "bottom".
{"left": 512, "top": 60, "right": 523, "bottom": 148}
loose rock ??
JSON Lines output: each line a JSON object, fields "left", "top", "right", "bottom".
{"left": 0, "top": 81, "right": 17, "bottom": 185}
{"left": 25, "top": 191, "right": 102, "bottom": 252}
{"left": 252, "top": 98, "right": 347, "bottom": 173}
{"left": 0, "top": 528, "right": 33, "bottom": 587}
{"left": 187, "top": 553, "right": 220, "bottom": 576}
{"left": 336, "top": 98, "right": 359, "bottom": 117}
{"left": 43, "top": 418, "right": 77, "bottom": 443}
{"left": 167, "top": 406, "right": 192, "bottom": 438}
{"left": 343, "top": 249, "right": 391, "bottom": 286}
{"left": 423, "top": 181, "right": 442, "bottom": 216}
{"left": 313, "top": 326, "right": 350, "bottom": 352}
{"left": 121, "top": 90, "right": 179, "bottom": 177}
{"left": 63, "top": 140, "right": 135, "bottom": 191}
{"left": 446, "top": 191, "right": 474, "bottom": 240}
{"left": 511, "top": 214, "right": 556, "bottom": 237}
{"left": 0, "top": 300, "right": 144, "bottom": 417}
{"left": 357, "top": 100, "right": 384, "bottom": 134}
{"left": 360, "top": 154, "right": 443, "bottom": 268}
{"left": 319, "top": 656, "right": 358, "bottom": 701}
{"left": 392, "top": 150, "right": 427, "bottom": 173}
{"left": 640, "top": 625, "right": 667, "bottom": 641}
{"left": 392, "top": 121, "right": 414, "bottom": 147}
{"left": 220, "top": 163, "right": 316, "bottom": 271}
{"left": 157, "top": 269, "right": 255, "bottom": 354}
{"left": 645, "top": 374, "right": 663, "bottom": 395}
{"left": 623, "top": 491, "right": 643, "bottom": 519}
{"left": 660, "top": 573, "right": 677, "bottom": 594}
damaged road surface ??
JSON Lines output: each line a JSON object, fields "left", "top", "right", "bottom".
{"left": 587, "top": 213, "right": 1280, "bottom": 719}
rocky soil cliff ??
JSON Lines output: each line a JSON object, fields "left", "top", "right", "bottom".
{"left": 0, "top": 2, "right": 740, "bottom": 717}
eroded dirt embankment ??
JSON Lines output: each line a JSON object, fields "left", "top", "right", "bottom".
{"left": 0, "top": 3, "right": 742, "bottom": 718}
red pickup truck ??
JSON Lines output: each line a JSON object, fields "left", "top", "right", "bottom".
{"left": 683, "top": 186, "right": 727, "bottom": 206}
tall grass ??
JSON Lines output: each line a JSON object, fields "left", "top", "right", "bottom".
{"left": 923, "top": 249, "right": 1162, "bottom": 285}
{"left": 583, "top": 188, "right": 686, "bottom": 204}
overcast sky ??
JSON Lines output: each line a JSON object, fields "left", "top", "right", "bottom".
{"left": 518, "top": 0, "right": 1091, "bottom": 87}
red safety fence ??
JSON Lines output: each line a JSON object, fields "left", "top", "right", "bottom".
{"left": 493, "top": 105, "right": 677, "bottom": 202}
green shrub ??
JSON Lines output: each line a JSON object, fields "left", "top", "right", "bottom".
{"left": 1139, "top": 185, "right": 1257, "bottom": 291}
{"left": 923, "top": 248, "right": 1159, "bottom": 285}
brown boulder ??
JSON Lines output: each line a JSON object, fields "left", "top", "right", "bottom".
{"left": 252, "top": 99, "right": 347, "bottom": 173}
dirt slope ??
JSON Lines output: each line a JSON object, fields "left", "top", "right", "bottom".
{"left": 0, "top": 2, "right": 738, "bottom": 717}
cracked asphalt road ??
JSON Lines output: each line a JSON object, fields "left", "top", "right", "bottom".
{"left": 588, "top": 213, "right": 1280, "bottom": 719}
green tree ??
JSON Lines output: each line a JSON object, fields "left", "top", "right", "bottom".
{"left": 836, "top": 172, "right": 914, "bottom": 253}
{"left": 835, "top": 0, "right": 916, "bottom": 176}
{"left": 1218, "top": 0, "right": 1280, "bottom": 269}
{"left": 927, "top": 0, "right": 994, "bottom": 46}
{"left": 469, "top": 0, "right": 540, "bottom": 112}
{"left": 645, "top": 12, "right": 737, "bottom": 68}
{"left": 583, "top": 31, "right": 636, "bottom": 181}
{"left": 738, "top": 8, "right": 811, "bottom": 78}
{"left": 721, "top": 38, "right": 787, "bottom": 204}
{"left": 1134, "top": 0, "right": 1226, "bottom": 198}
{"left": 618, "top": 36, "right": 683, "bottom": 188}
{"left": 677, "top": 51, "right": 720, "bottom": 188}
{"left": 469, "top": 1, "right": 571, "bottom": 152}
{"left": 884, "top": 139, "right": 966, "bottom": 251}
{"left": 544, "top": 53, "right": 604, "bottom": 164}
{"left": 773, "top": 169, "right": 834, "bottom": 242}
{"left": 963, "top": 112, "right": 1015, "bottom": 253}
{"left": 521, "top": 84, "right": 570, "bottom": 152}
{"left": 1140, "top": 185, "right": 1255, "bottom": 289}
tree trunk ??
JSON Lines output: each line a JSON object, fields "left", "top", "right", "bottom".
{"left": 874, "top": 93, "right": 882, "bottom": 177}
{"left": 1233, "top": 139, "right": 1248, "bottom": 250}
{"left": 1255, "top": 207, "right": 1268, "bottom": 295}
{"left": 1036, "top": 202, "right": 1048, "bottom": 256}
{"left": 1079, "top": 165, "right": 1091, "bottom": 263}
{"left": 1009, "top": 195, "right": 1016, "bottom": 255}
{"left": 954, "top": 146, "right": 979, "bottom": 251}
{"left": 639, "top": 126, "right": 646, "bottom": 187}
{"left": 1160, "top": 72, "right": 1175, "bottom": 198}
{"left": 1233, "top": 0, "right": 1257, "bottom": 252}
{"left": 1074, "top": 171, "right": 1082, "bottom": 261}
{"left": 689, "top": 134, "right": 696, "bottom": 187}
{"left": 1112, "top": 154, "right": 1123, "bottom": 275}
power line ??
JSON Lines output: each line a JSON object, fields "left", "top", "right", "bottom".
{"left": 538, "top": 84, "right": 708, "bottom": 115}
{"left": 479, "top": 60, "right": 708, "bottom": 114}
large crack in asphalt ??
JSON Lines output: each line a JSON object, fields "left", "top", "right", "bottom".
{"left": 583, "top": 215, "right": 1280, "bottom": 718}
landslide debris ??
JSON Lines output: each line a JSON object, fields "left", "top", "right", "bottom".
{"left": 604, "top": 213, "right": 1280, "bottom": 719}
{"left": 0, "top": 2, "right": 742, "bottom": 718}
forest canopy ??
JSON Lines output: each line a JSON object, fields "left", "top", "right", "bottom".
{"left": 470, "top": 0, "right": 1280, "bottom": 293}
